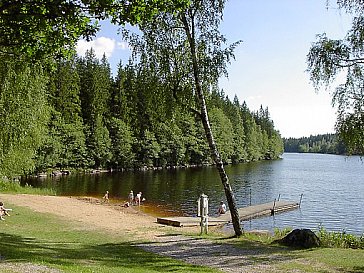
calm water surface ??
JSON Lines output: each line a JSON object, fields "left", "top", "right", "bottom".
{"left": 24, "top": 153, "right": 364, "bottom": 235}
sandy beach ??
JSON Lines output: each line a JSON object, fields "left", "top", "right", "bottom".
{"left": 0, "top": 193, "right": 176, "bottom": 241}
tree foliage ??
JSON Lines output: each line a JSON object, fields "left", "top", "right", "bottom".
{"left": 0, "top": 53, "right": 283, "bottom": 177}
{"left": 307, "top": 0, "right": 364, "bottom": 154}
{"left": 0, "top": 0, "right": 189, "bottom": 59}
{"left": 0, "top": 56, "right": 50, "bottom": 177}
{"left": 284, "top": 134, "right": 347, "bottom": 154}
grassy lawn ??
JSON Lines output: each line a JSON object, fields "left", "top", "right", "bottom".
{"left": 271, "top": 247, "right": 364, "bottom": 273}
{"left": 220, "top": 232, "right": 364, "bottom": 273}
{"left": 0, "top": 204, "right": 219, "bottom": 273}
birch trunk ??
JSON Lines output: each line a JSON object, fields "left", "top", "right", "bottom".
{"left": 181, "top": 14, "right": 243, "bottom": 237}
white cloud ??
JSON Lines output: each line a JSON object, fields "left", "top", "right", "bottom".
{"left": 76, "top": 37, "right": 116, "bottom": 59}
{"left": 117, "top": 41, "right": 130, "bottom": 50}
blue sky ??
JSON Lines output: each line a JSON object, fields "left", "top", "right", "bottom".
{"left": 77, "top": 0, "right": 352, "bottom": 138}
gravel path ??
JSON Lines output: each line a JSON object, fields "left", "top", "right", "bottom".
{"left": 136, "top": 234, "right": 293, "bottom": 273}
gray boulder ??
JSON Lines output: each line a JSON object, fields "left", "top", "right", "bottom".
{"left": 277, "top": 228, "right": 320, "bottom": 248}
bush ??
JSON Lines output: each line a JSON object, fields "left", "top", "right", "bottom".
{"left": 0, "top": 179, "right": 55, "bottom": 195}
{"left": 274, "top": 227, "right": 293, "bottom": 238}
{"left": 317, "top": 226, "right": 364, "bottom": 249}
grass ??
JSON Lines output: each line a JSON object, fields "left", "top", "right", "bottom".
{"left": 207, "top": 229, "right": 364, "bottom": 273}
{"left": 0, "top": 204, "right": 219, "bottom": 273}
{"left": 0, "top": 179, "right": 55, "bottom": 195}
{"left": 317, "top": 226, "right": 364, "bottom": 249}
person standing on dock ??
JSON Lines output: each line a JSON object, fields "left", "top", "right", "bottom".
{"left": 217, "top": 201, "right": 227, "bottom": 215}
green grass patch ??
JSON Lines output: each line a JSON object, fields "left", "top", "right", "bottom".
{"left": 317, "top": 226, "right": 364, "bottom": 249}
{"left": 0, "top": 179, "right": 55, "bottom": 195}
{"left": 276, "top": 248, "right": 364, "bottom": 273}
{"left": 205, "top": 229, "right": 364, "bottom": 273}
{"left": 0, "top": 204, "right": 219, "bottom": 273}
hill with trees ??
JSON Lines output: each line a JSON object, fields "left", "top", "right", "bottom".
{"left": 0, "top": 52, "right": 284, "bottom": 178}
{"left": 283, "top": 134, "right": 347, "bottom": 154}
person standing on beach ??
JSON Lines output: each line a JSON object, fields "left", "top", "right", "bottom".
{"left": 102, "top": 191, "right": 109, "bottom": 203}
{"left": 135, "top": 192, "right": 142, "bottom": 206}
{"left": 128, "top": 190, "right": 134, "bottom": 205}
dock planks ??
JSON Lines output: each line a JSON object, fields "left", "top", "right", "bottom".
{"left": 157, "top": 200, "right": 299, "bottom": 227}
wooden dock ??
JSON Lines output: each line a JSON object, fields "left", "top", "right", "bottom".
{"left": 157, "top": 200, "right": 299, "bottom": 227}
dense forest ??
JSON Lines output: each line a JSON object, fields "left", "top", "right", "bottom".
{"left": 283, "top": 134, "right": 347, "bottom": 154}
{"left": 0, "top": 51, "right": 283, "bottom": 178}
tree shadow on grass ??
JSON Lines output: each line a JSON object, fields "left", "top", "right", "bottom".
{"left": 0, "top": 233, "right": 214, "bottom": 272}
{"left": 136, "top": 234, "right": 304, "bottom": 270}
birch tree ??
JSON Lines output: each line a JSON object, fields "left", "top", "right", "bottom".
{"left": 307, "top": 0, "right": 364, "bottom": 154}
{"left": 123, "top": 0, "right": 243, "bottom": 236}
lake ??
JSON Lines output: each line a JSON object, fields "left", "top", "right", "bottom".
{"left": 23, "top": 153, "right": 364, "bottom": 235}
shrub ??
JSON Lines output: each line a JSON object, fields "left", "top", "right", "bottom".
{"left": 317, "top": 226, "right": 364, "bottom": 249}
{"left": 0, "top": 178, "right": 55, "bottom": 195}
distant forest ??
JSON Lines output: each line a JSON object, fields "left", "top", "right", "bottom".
{"left": 283, "top": 134, "right": 348, "bottom": 155}
{"left": 0, "top": 51, "right": 284, "bottom": 177}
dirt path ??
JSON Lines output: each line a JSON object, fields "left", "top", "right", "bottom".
{"left": 0, "top": 194, "right": 299, "bottom": 273}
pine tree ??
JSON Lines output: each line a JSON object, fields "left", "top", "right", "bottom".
{"left": 78, "top": 50, "right": 112, "bottom": 168}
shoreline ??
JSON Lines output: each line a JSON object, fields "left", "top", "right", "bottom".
{"left": 0, "top": 193, "right": 203, "bottom": 240}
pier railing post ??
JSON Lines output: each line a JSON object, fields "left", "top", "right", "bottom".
{"left": 299, "top": 193, "right": 303, "bottom": 208}
{"left": 249, "top": 189, "right": 252, "bottom": 206}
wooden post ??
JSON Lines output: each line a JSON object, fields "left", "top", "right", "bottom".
{"left": 199, "top": 194, "right": 208, "bottom": 235}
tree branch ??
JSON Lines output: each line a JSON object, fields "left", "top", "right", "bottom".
{"left": 336, "top": 57, "right": 364, "bottom": 67}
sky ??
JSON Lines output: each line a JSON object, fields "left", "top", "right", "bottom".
{"left": 76, "top": 0, "right": 353, "bottom": 138}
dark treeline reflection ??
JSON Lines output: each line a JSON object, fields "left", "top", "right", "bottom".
{"left": 23, "top": 161, "right": 280, "bottom": 217}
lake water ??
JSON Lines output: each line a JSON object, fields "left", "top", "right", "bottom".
{"left": 23, "top": 153, "right": 364, "bottom": 235}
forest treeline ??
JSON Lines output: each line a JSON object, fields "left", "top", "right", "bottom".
{"left": 283, "top": 134, "right": 348, "bottom": 154}
{"left": 0, "top": 51, "right": 283, "bottom": 177}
